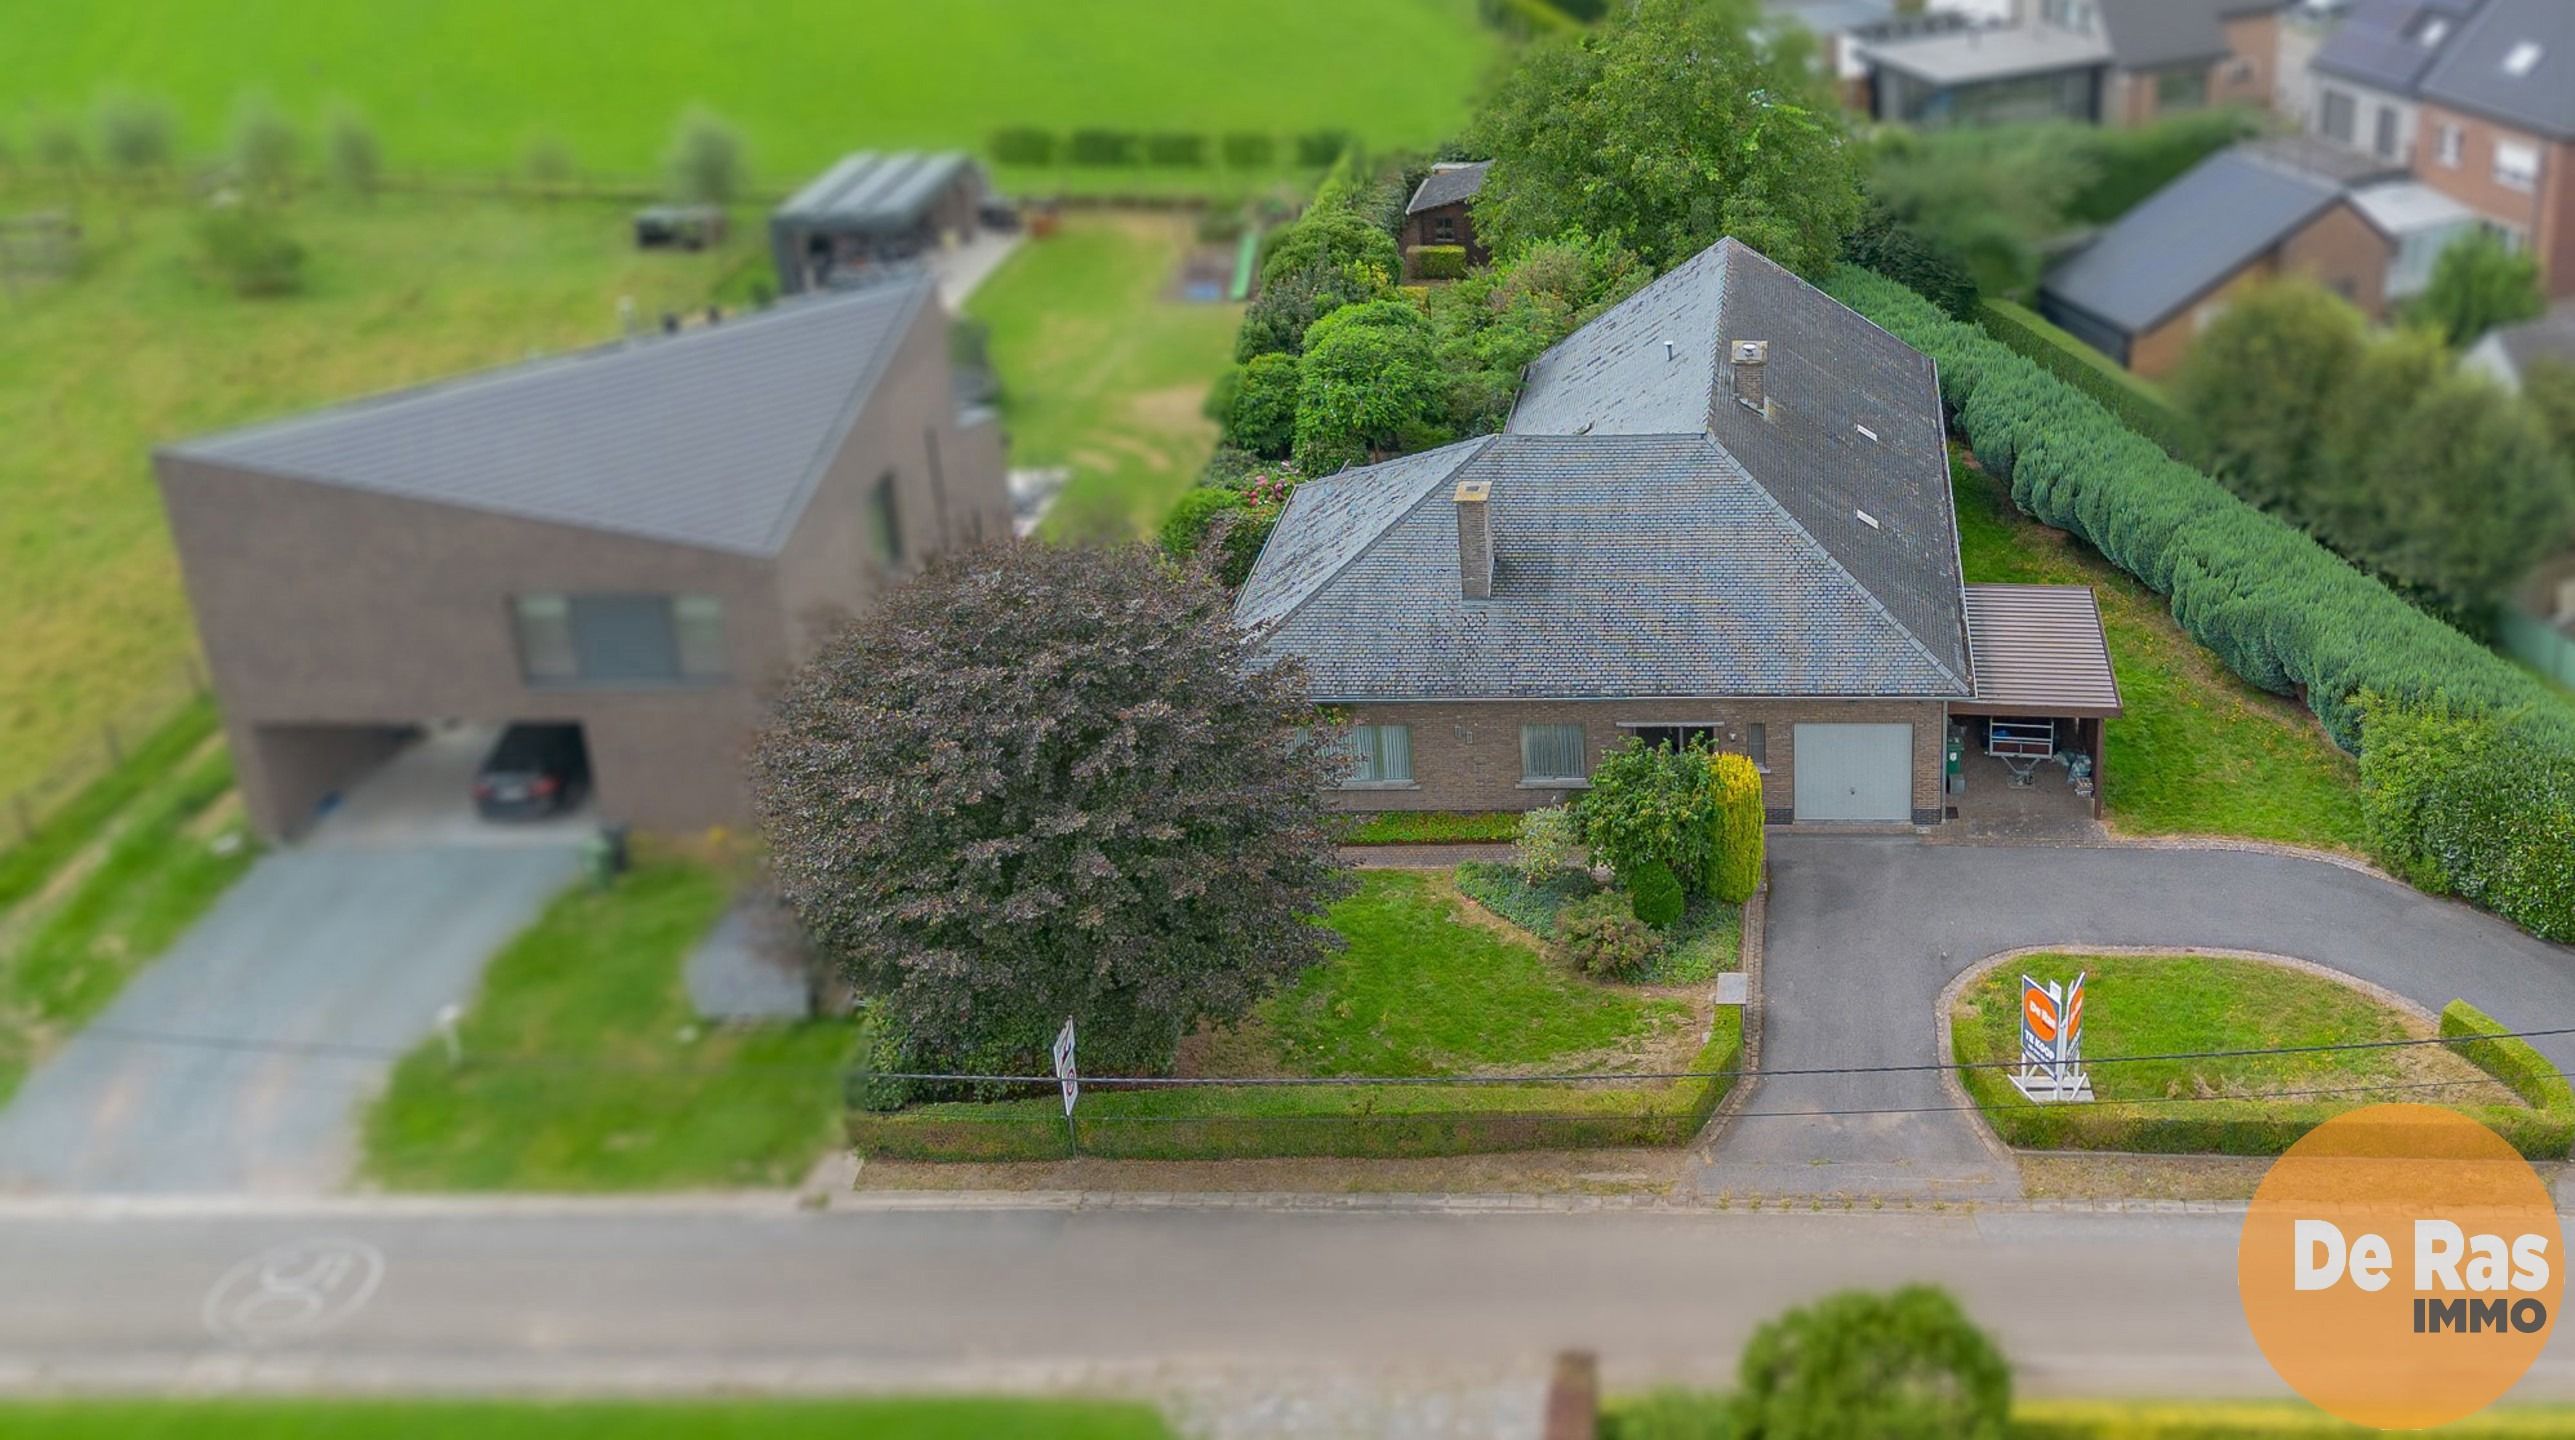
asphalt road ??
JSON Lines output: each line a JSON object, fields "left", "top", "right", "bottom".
{"left": 1, "top": 1199, "right": 2572, "bottom": 1403}
{"left": 1700, "top": 835, "right": 2575, "bottom": 1199}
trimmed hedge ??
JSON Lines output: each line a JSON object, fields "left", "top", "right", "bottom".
{"left": 1832, "top": 267, "right": 2575, "bottom": 939}
{"left": 845, "top": 1015, "right": 1743, "bottom": 1161}
{"left": 1976, "top": 298, "right": 2202, "bottom": 465}
{"left": 2441, "top": 999, "right": 2575, "bottom": 1116}
{"left": 1407, "top": 243, "right": 1468, "bottom": 280}
{"left": 2358, "top": 697, "right": 2575, "bottom": 942}
{"left": 1704, "top": 753, "right": 1764, "bottom": 905}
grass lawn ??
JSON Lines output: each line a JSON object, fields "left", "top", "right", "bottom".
{"left": 968, "top": 214, "right": 1242, "bottom": 539}
{"left": 0, "top": 184, "right": 752, "bottom": 807}
{"left": 1952, "top": 454, "right": 2368, "bottom": 850}
{"left": 363, "top": 859, "right": 857, "bottom": 1191}
{"left": 855, "top": 870, "right": 1739, "bottom": 1161}
{"left": 1950, "top": 952, "right": 2550, "bottom": 1155}
{"left": 0, "top": 1399, "right": 1171, "bottom": 1440}
{"left": 0, "top": 741, "right": 255, "bottom": 1105}
{"left": 1, "top": 1, "right": 1496, "bottom": 195}
{"left": 0, "top": 698, "right": 215, "bottom": 917}
{"left": 1341, "top": 811, "right": 1526, "bottom": 845}
{"left": 1454, "top": 862, "right": 1742, "bottom": 986}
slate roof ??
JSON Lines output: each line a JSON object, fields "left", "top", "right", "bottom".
{"left": 775, "top": 151, "right": 980, "bottom": 234}
{"left": 2312, "top": 0, "right": 2485, "bottom": 93}
{"left": 2419, "top": 0, "right": 2575, "bottom": 138}
{"left": 161, "top": 278, "right": 933, "bottom": 556}
{"left": 1238, "top": 238, "right": 1973, "bottom": 703}
{"left": 1405, "top": 161, "right": 1491, "bottom": 216}
{"left": 2041, "top": 147, "right": 2349, "bottom": 333}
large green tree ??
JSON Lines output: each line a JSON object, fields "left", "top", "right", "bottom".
{"left": 1466, "top": 0, "right": 1862, "bottom": 274}
{"left": 2412, "top": 230, "right": 2545, "bottom": 348}
{"left": 751, "top": 542, "right": 1348, "bottom": 1079}
{"left": 1292, "top": 299, "right": 1447, "bottom": 473}
{"left": 1734, "top": 1287, "right": 2011, "bottom": 1440}
{"left": 2174, "top": 279, "right": 2366, "bottom": 515}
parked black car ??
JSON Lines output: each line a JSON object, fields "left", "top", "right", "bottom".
{"left": 472, "top": 723, "right": 590, "bottom": 819}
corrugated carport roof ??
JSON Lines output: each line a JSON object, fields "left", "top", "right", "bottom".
{"left": 1956, "top": 584, "right": 2123, "bottom": 717}
{"left": 775, "top": 151, "right": 976, "bottom": 233}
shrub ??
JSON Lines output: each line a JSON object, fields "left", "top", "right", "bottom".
{"left": 1294, "top": 129, "right": 1353, "bottom": 168}
{"left": 195, "top": 208, "right": 306, "bottom": 296}
{"left": 96, "top": 92, "right": 174, "bottom": 180}
{"left": 1552, "top": 891, "right": 1665, "bottom": 980}
{"left": 1735, "top": 1287, "right": 2010, "bottom": 1440}
{"left": 1841, "top": 207, "right": 1978, "bottom": 319}
{"left": 989, "top": 127, "right": 1056, "bottom": 167}
{"left": 1408, "top": 243, "right": 1468, "bottom": 280}
{"left": 1513, "top": 804, "right": 1586, "bottom": 885}
{"left": 1225, "top": 351, "right": 1301, "bottom": 457}
{"left": 1222, "top": 132, "right": 1277, "bottom": 170}
{"left": 2358, "top": 697, "right": 2575, "bottom": 942}
{"left": 1158, "top": 486, "right": 1245, "bottom": 564}
{"left": 2410, "top": 228, "right": 2545, "bottom": 348}
{"left": 1067, "top": 129, "right": 1138, "bottom": 167}
{"left": 325, "top": 107, "right": 382, "bottom": 198}
{"left": 1146, "top": 132, "right": 1207, "bottom": 168}
{"left": 665, "top": 107, "right": 745, "bottom": 205}
{"left": 523, "top": 133, "right": 578, "bottom": 192}
{"left": 843, "top": 1000, "right": 912, "bottom": 1112}
{"left": 1977, "top": 298, "right": 2201, "bottom": 464}
{"left": 231, "top": 98, "right": 300, "bottom": 199}
{"left": 1704, "top": 752, "right": 1765, "bottom": 904}
{"left": 1581, "top": 739, "right": 1718, "bottom": 895}
{"left": 1628, "top": 859, "right": 1685, "bottom": 929}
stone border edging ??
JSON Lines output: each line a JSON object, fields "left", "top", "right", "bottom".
{"left": 1692, "top": 858, "right": 1769, "bottom": 1151}
{"left": 1931, "top": 944, "right": 2466, "bottom": 1157}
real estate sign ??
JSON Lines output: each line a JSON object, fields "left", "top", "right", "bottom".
{"left": 2011, "top": 972, "right": 2092, "bottom": 1103}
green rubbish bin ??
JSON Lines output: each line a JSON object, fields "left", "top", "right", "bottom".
{"left": 1946, "top": 728, "right": 1965, "bottom": 796}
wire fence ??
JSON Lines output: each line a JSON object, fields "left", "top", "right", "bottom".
{"left": 2, "top": 659, "right": 212, "bottom": 850}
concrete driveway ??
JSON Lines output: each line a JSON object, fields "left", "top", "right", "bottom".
{"left": 0, "top": 734, "right": 582, "bottom": 1195}
{"left": 1697, "top": 835, "right": 2575, "bottom": 1200}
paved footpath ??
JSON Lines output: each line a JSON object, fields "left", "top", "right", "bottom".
{"left": 1698, "top": 835, "right": 2575, "bottom": 1200}
{"left": 11, "top": 1197, "right": 2575, "bottom": 1401}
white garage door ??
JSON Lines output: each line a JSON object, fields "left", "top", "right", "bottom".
{"left": 1792, "top": 723, "right": 1914, "bottom": 822}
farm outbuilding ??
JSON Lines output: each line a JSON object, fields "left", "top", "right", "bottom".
{"left": 770, "top": 151, "right": 990, "bottom": 294}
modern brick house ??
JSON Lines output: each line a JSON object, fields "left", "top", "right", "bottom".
{"left": 1861, "top": 0, "right": 2286, "bottom": 129}
{"left": 1235, "top": 239, "right": 2121, "bottom": 827}
{"left": 156, "top": 276, "right": 1009, "bottom": 839}
{"left": 1401, "top": 161, "right": 1491, "bottom": 277}
{"left": 2409, "top": 0, "right": 2575, "bottom": 297}
{"left": 2305, "top": 0, "right": 2483, "bottom": 167}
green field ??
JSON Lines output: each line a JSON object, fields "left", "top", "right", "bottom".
{"left": 968, "top": 214, "right": 1242, "bottom": 538}
{"left": 363, "top": 859, "right": 857, "bottom": 1190}
{"left": 0, "top": 1399, "right": 1171, "bottom": 1440}
{"left": 2, "top": 0, "right": 1498, "bottom": 192}
{"left": 0, "top": 186, "right": 751, "bottom": 807}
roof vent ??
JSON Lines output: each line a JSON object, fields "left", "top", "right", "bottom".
{"left": 1855, "top": 508, "right": 1880, "bottom": 530}
{"left": 1455, "top": 479, "right": 1494, "bottom": 601}
{"left": 1664, "top": 339, "right": 1677, "bottom": 361}
{"left": 1729, "top": 339, "right": 1770, "bottom": 412}
{"left": 1855, "top": 422, "right": 1879, "bottom": 443}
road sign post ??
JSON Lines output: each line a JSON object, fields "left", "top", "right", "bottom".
{"left": 1053, "top": 1017, "right": 1079, "bottom": 1155}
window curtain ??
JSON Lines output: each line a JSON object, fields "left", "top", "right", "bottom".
{"left": 1520, "top": 724, "right": 1586, "bottom": 781}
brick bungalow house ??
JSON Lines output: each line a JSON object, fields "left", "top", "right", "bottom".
{"left": 2409, "top": 0, "right": 2575, "bottom": 297}
{"left": 1401, "top": 161, "right": 1491, "bottom": 277}
{"left": 156, "top": 276, "right": 1009, "bottom": 839}
{"left": 1862, "top": 0, "right": 2286, "bottom": 129}
{"left": 1235, "top": 239, "right": 2121, "bottom": 827}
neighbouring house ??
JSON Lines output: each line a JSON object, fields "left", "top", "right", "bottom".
{"left": 1763, "top": 0, "right": 1962, "bottom": 109}
{"left": 2037, "top": 140, "right": 2469, "bottom": 376}
{"left": 2305, "top": 0, "right": 2484, "bottom": 165}
{"left": 1402, "top": 161, "right": 1491, "bottom": 276}
{"left": 155, "top": 276, "right": 1010, "bottom": 840}
{"left": 2465, "top": 299, "right": 2575, "bottom": 388}
{"left": 1234, "top": 238, "right": 2123, "bottom": 828}
{"left": 771, "top": 151, "right": 990, "bottom": 294}
{"left": 1860, "top": 0, "right": 2287, "bottom": 129}
{"left": 2410, "top": 0, "right": 2575, "bottom": 296}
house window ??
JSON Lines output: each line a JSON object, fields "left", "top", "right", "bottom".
{"left": 2373, "top": 105, "right": 2399, "bottom": 160}
{"left": 866, "top": 472, "right": 904, "bottom": 567}
{"left": 2157, "top": 68, "right": 2208, "bottom": 111}
{"left": 1744, "top": 723, "right": 1769, "bottom": 770}
{"left": 1433, "top": 214, "right": 1458, "bottom": 245}
{"left": 1520, "top": 724, "right": 1588, "bottom": 784}
{"left": 2438, "top": 122, "right": 2464, "bottom": 168}
{"left": 1341, "top": 725, "right": 1414, "bottom": 785}
{"left": 2496, "top": 140, "right": 2542, "bottom": 193}
{"left": 2320, "top": 89, "right": 2356, "bottom": 145}
{"left": 512, "top": 593, "right": 726, "bottom": 686}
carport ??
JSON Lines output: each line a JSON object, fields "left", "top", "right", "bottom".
{"left": 1949, "top": 584, "right": 2123, "bottom": 832}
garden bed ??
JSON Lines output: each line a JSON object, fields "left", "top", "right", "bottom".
{"left": 847, "top": 869, "right": 1742, "bottom": 1162}
{"left": 1455, "top": 862, "right": 1741, "bottom": 985}
{"left": 1339, "top": 811, "right": 1524, "bottom": 846}
{"left": 1947, "top": 951, "right": 2574, "bottom": 1159}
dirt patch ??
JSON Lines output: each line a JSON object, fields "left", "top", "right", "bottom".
{"left": 854, "top": 1145, "right": 1694, "bottom": 1196}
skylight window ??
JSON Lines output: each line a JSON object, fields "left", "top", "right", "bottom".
{"left": 2415, "top": 17, "right": 2451, "bottom": 46}
{"left": 2504, "top": 41, "right": 2543, "bottom": 76}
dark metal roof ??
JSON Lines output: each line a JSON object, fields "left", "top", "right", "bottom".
{"left": 775, "top": 151, "right": 981, "bottom": 234}
{"left": 2097, "top": 0, "right": 2284, "bottom": 71}
{"left": 1404, "top": 161, "right": 1491, "bottom": 216}
{"left": 1955, "top": 584, "right": 2124, "bottom": 718}
{"left": 1862, "top": 22, "right": 2115, "bottom": 85}
{"left": 2312, "top": 0, "right": 2486, "bottom": 92}
{"left": 1235, "top": 434, "right": 1972, "bottom": 702}
{"left": 161, "top": 279, "right": 934, "bottom": 556}
{"left": 2419, "top": 0, "right": 2575, "bottom": 138}
{"left": 2041, "top": 147, "right": 2348, "bottom": 334}
{"left": 2485, "top": 302, "right": 2575, "bottom": 377}
{"left": 1238, "top": 238, "right": 1975, "bottom": 703}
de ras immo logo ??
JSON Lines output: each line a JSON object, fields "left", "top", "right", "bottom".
{"left": 2239, "top": 1104, "right": 2563, "bottom": 1430}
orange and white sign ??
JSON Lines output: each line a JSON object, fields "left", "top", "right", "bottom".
{"left": 2013, "top": 972, "right": 2091, "bottom": 1103}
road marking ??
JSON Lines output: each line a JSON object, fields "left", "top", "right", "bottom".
{"left": 201, "top": 1238, "right": 384, "bottom": 1346}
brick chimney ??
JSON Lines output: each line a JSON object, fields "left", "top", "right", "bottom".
{"left": 1455, "top": 478, "right": 1493, "bottom": 600}
{"left": 1730, "top": 339, "right": 1770, "bottom": 412}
